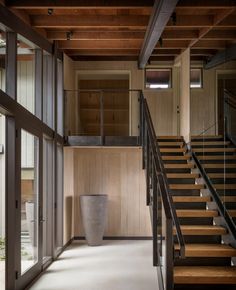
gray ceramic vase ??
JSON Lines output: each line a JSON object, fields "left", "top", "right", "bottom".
{"left": 80, "top": 194, "right": 108, "bottom": 246}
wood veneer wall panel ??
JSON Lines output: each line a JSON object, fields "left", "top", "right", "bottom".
{"left": 72, "top": 147, "right": 151, "bottom": 237}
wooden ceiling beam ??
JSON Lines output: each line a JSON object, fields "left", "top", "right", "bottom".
{"left": 26, "top": 8, "right": 152, "bottom": 16}
{"left": 58, "top": 39, "right": 191, "bottom": 50}
{"left": 64, "top": 48, "right": 181, "bottom": 56}
{"left": 190, "top": 49, "right": 218, "bottom": 56}
{"left": 47, "top": 31, "right": 146, "bottom": 40}
{"left": 57, "top": 39, "right": 143, "bottom": 49}
{"left": 31, "top": 15, "right": 149, "bottom": 28}
{"left": 189, "top": 8, "right": 235, "bottom": 47}
{"left": 6, "top": 0, "right": 154, "bottom": 9}
{"left": 177, "top": 0, "right": 236, "bottom": 9}
{"left": 47, "top": 30, "right": 199, "bottom": 41}
{"left": 192, "top": 40, "right": 230, "bottom": 49}
{"left": 30, "top": 14, "right": 235, "bottom": 29}
{"left": 202, "top": 30, "right": 236, "bottom": 40}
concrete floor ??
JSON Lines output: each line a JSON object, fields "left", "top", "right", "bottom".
{"left": 29, "top": 240, "right": 158, "bottom": 290}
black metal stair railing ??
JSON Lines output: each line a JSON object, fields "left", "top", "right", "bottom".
{"left": 139, "top": 92, "right": 185, "bottom": 290}
{"left": 191, "top": 149, "right": 236, "bottom": 242}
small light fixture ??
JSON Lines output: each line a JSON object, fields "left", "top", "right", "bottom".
{"left": 48, "top": 8, "right": 54, "bottom": 15}
{"left": 171, "top": 12, "right": 177, "bottom": 25}
{"left": 66, "top": 31, "right": 73, "bottom": 41}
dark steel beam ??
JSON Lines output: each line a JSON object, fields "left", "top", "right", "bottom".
{"left": 138, "top": 0, "right": 179, "bottom": 69}
{"left": 0, "top": 4, "right": 52, "bottom": 53}
{"left": 205, "top": 44, "right": 236, "bottom": 69}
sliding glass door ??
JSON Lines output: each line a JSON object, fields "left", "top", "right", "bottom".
{"left": 16, "top": 129, "right": 42, "bottom": 289}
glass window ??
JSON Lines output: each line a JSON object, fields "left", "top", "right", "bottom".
{"left": 21, "top": 130, "right": 39, "bottom": 274}
{"left": 0, "top": 29, "right": 6, "bottom": 92}
{"left": 43, "top": 137, "right": 53, "bottom": 262}
{"left": 145, "top": 69, "right": 172, "bottom": 89}
{"left": 55, "top": 144, "right": 63, "bottom": 253}
{"left": 43, "top": 52, "right": 54, "bottom": 129}
{"left": 57, "top": 60, "right": 63, "bottom": 135}
{"left": 190, "top": 68, "right": 202, "bottom": 88}
{"left": 0, "top": 113, "right": 6, "bottom": 290}
{"left": 17, "top": 35, "right": 37, "bottom": 115}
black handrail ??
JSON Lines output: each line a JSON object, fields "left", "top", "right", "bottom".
{"left": 191, "top": 150, "right": 236, "bottom": 242}
{"left": 140, "top": 92, "right": 185, "bottom": 259}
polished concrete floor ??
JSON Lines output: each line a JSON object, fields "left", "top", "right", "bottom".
{"left": 29, "top": 240, "right": 158, "bottom": 290}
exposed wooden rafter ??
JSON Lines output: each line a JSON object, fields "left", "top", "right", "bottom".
{"left": 6, "top": 0, "right": 154, "bottom": 9}
{"left": 189, "top": 8, "right": 235, "bottom": 47}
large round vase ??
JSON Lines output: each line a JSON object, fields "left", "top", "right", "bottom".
{"left": 80, "top": 194, "right": 108, "bottom": 246}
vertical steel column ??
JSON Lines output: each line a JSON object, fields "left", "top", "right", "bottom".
{"left": 152, "top": 170, "right": 158, "bottom": 267}
{"left": 6, "top": 32, "right": 17, "bottom": 100}
{"left": 35, "top": 49, "right": 43, "bottom": 120}
{"left": 146, "top": 133, "right": 150, "bottom": 206}
{"left": 100, "top": 91, "right": 104, "bottom": 146}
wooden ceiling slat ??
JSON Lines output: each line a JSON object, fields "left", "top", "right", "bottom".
{"left": 26, "top": 8, "right": 152, "bottom": 16}
{"left": 177, "top": 0, "right": 236, "bottom": 9}
{"left": 31, "top": 15, "right": 149, "bottom": 28}
{"left": 6, "top": 0, "right": 154, "bottom": 9}
{"left": 189, "top": 8, "right": 235, "bottom": 47}
{"left": 47, "top": 31, "right": 146, "bottom": 40}
{"left": 63, "top": 49, "right": 181, "bottom": 56}
{"left": 47, "top": 30, "right": 199, "bottom": 41}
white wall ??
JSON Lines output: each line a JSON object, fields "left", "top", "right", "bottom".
{"left": 175, "top": 48, "right": 190, "bottom": 142}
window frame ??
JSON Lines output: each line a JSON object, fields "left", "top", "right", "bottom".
{"left": 190, "top": 68, "right": 203, "bottom": 89}
{"left": 144, "top": 68, "right": 172, "bottom": 90}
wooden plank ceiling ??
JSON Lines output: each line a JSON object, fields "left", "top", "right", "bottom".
{"left": 5, "top": 0, "right": 236, "bottom": 62}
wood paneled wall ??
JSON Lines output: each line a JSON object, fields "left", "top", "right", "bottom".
{"left": 74, "top": 61, "right": 177, "bottom": 136}
{"left": 64, "top": 147, "right": 152, "bottom": 237}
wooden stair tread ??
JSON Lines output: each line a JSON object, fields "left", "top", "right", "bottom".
{"left": 158, "top": 141, "right": 184, "bottom": 146}
{"left": 228, "top": 210, "right": 236, "bottom": 217}
{"left": 208, "top": 173, "right": 236, "bottom": 178}
{"left": 160, "top": 148, "right": 186, "bottom": 153}
{"left": 203, "top": 164, "right": 236, "bottom": 168}
{"left": 162, "top": 155, "right": 191, "bottom": 160}
{"left": 174, "top": 266, "right": 236, "bottom": 284}
{"left": 173, "top": 196, "right": 211, "bottom": 202}
{"left": 167, "top": 173, "right": 199, "bottom": 179}
{"left": 194, "top": 148, "right": 236, "bottom": 152}
{"left": 176, "top": 209, "right": 218, "bottom": 217}
{"left": 198, "top": 155, "right": 236, "bottom": 160}
{"left": 214, "top": 184, "right": 236, "bottom": 189}
{"left": 157, "top": 136, "right": 183, "bottom": 139}
{"left": 174, "top": 244, "right": 236, "bottom": 257}
{"left": 164, "top": 164, "right": 194, "bottom": 169}
{"left": 221, "top": 196, "right": 236, "bottom": 202}
{"left": 170, "top": 184, "right": 204, "bottom": 190}
{"left": 174, "top": 225, "right": 227, "bottom": 235}
{"left": 191, "top": 141, "right": 231, "bottom": 146}
{"left": 191, "top": 135, "right": 223, "bottom": 139}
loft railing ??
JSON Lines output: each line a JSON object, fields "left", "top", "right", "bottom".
{"left": 139, "top": 92, "right": 185, "bottom": 290}
{"left": 64, "top": 89, "right": 141, "bottom": 145}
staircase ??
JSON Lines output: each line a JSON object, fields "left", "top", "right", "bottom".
{"left": 158, "top": 135, "right": 236, "bottom": 289}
